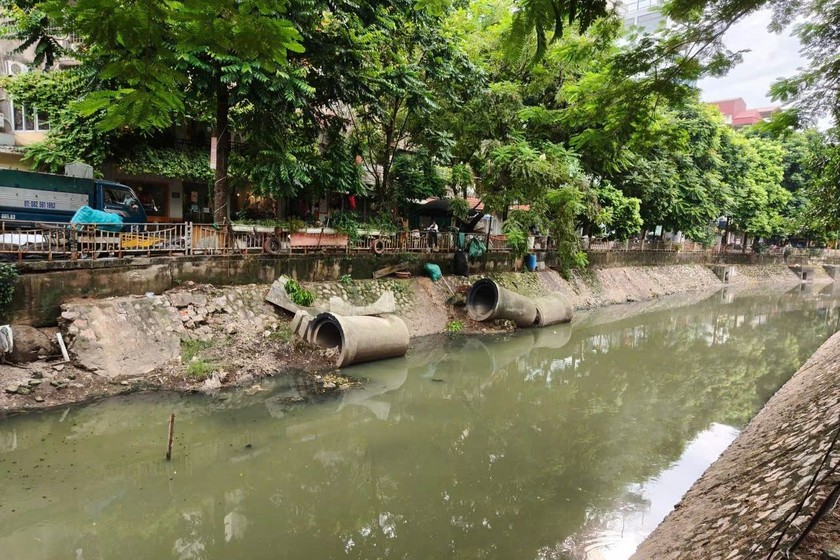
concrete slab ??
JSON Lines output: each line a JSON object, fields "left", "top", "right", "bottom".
{"left": 708, "top": 264, "right": 736, "bottom": 283}
{"left": 265, "top": 276, "right": 302, "bottom": 314}
{"left": 63, "top": 296, "right": 184, "bottom": 378}
{"left": 328, "top": 291, "right": 397, "bottom": 316}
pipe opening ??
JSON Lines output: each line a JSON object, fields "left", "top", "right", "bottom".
{"left": 313, "top": 321, "right": 343, "bottom": 352}
{"left": 467, "top": 280, "right": 499, "bottom": 321}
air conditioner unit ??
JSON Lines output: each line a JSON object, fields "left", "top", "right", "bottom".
{"left": 5, "top": 61, "right": 29, "bottom": 76}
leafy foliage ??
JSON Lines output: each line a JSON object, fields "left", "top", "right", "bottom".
{"left": 0, "top": 263, "right": 18, "bottom": 315}
{"left": 445, "top": 319, "right": 464, "bottom": 333}
{"left": 1, "top": 69, "right": 116, "bottom": 172}
{"left": 118, "top": 146, "right": 213, "bottom": 183}
{"left": 285, "top": 279, "right": 315, "bottom": 307}
{"left": 769, "top": 0, "right": 840, "bottom": 127}
{"left": 592, "top": 183, "right": 643, "bottom": 241}
{"left": 2, "top": 0, "right": 837, "bottom": 252}
{"left": 5, "top": 0, "right": 306, "bottom": 221}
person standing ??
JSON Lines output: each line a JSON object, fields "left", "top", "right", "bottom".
{"left": 427, "top": 220, "right": 439, "bottom": 251}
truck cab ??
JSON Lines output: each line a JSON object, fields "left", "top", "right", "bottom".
{"left": 98, "top": 181, "right": 147, "bottom": 224}
{"left": 0, "top": 169, "right": 147, "bottom": 225}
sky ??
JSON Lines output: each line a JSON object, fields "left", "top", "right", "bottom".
{"left": 697, "top": 9, "right": 803, "bottom": 108}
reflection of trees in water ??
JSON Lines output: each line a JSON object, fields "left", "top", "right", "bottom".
{"left": 1, "top": 293, "right": 838, "bottom": 560}
{"left": 232, "top": 293, "right": 840, "bottom": 560}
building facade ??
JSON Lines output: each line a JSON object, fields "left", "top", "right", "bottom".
{"left": 708, "top": 98, "right": 781, "bottom": 128}
{"left": 620, "top": 0, "right": 667, "bottom": 33}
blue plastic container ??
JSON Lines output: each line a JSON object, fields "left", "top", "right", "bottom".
{"left": 525, "top": 253, "right": 537, "bottom": 272}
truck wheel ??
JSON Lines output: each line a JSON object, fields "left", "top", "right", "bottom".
{"left": 263, "top": 236, "right": 282, "bottom": 255}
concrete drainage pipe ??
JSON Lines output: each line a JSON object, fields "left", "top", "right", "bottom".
{"left": 466, "top": 278, "right": 538, "bottom": 328}
{"left": 533, "top": 294, "right": 573, "bottom": 327}
{"left": 309, "top": 312, "right": 410, "bottom": 367}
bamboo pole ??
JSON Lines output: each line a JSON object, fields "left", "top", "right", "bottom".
{"left": 165, "top": 413, "right": 175, "bottom": 461}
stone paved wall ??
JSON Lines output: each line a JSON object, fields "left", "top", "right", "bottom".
{"left": 633, "top": 330, "right": 840, "bottom": 560}
{"left": 537, "top": 264, "right": 724, "bottom": 309}
{"left": 60, "top": 285, "right": 282, "bottom": 378}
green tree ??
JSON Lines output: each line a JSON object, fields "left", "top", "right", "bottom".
{"left": 0, "top": 69, "right": 116, "bottom": 171}
{"left": 726, "top": 135, "right": 789, "bottom": 246}
{"left": 591, "top": 183, "right": 643, "bottom": 241}
{"left": 342, "top": 0, "right": 479, "bottom": 214}
{"left": 3, "top": 0, "right": 304, "bottom": 222}
{"left": 483, "top": 140, "right": 592, "bottom": 270}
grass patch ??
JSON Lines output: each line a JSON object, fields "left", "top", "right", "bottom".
{"left": 285, "top": 279, "right": 315, "bottom": 306}
{"left": 445, "top": 320, "right": 464, "bottom": 334}
{"left": 186, "top": 358, "right": 215, "bottom": 380}
{"left": 181, "top": 339, "right": 216, "bottom": 380}
{"left": 181, "top": 339, "right": 213, "bottom": 362}
{"left": 269, "top": 323, "right": 294, "bottom": 343}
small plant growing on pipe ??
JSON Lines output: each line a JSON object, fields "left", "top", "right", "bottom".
{"left": 285, "top": 279, "right": 315, "bottom": 307}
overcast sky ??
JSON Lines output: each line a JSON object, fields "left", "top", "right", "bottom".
{"left": 697, "top": 9, "right": 803, "bottom": 108}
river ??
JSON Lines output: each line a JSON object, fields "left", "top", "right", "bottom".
{"left": 1, "top": 285, "right": 838, "bottom": 560}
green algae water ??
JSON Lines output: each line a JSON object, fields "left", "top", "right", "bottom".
{"left": 1, "top": 286, "right": 839, "bottom": 560}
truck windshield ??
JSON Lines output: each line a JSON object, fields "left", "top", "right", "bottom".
{"left": 103, "top": 186, "right": 136, "bottom": 206}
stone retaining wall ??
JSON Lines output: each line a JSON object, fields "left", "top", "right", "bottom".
{"left": 8, "top": 252, "right": 515, "bottom": 326}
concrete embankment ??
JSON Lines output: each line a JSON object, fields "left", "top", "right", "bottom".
{"left": 0, "top": 262, "right": 829, "bottom": 415}
{"left": 632, "top": 330, "right": 840, "bottom": 560}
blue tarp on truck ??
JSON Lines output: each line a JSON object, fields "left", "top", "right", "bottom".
{"left": 71, "top": 206, "right": 124, "bottom": 232}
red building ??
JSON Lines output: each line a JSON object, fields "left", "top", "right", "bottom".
{"left": 708, "top": 98, "right": 780, "bottom": 128}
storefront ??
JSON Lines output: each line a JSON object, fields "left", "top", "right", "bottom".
{"left": 107, "top": 174, "right": 185, "bottom": 223}
{"left": 183, "top": 181, "right": 213, "bottom": 223}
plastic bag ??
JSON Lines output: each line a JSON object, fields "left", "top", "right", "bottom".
{"left": 468, "top": 238, "right": 486, "bottom": 259}
{"left": 453, "top": 249, "right": 469, "bottom": 276}
{"left": 423, "top": 263, "right": 442, "bottom": 282}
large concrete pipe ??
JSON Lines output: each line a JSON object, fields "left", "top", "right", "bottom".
{"left": 533, "top": 294, "right": 573, "bottom": 327}
{"left": 309, "top": 312, "right": 410, "bottom": 367}
{"left": 466, "top": 278, "right": 538, "bottom": 327}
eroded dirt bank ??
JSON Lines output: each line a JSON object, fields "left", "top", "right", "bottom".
{"left": 0, "top": 263, "right": 819, "bottom": 416}
{"left": 632, "top": 330, "right": 840, "bottom": 560}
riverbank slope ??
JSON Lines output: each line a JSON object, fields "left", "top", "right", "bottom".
{"left": 0, "top": 263, "right": 824, "bottom": 416}
{"left": 632, "top": 329, "right": 840, "bottom": 560}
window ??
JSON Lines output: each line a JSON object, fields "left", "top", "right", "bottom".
{"left": 10, "top": 100, "right": 50, "bottom": 132}
{"left": 103, "top": 187, "right": 135, "bottom": 206}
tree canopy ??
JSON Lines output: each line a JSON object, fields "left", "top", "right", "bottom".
{"left": 0, "top": 0, "right": 837, "bottom": 269}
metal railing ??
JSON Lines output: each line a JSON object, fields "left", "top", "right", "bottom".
{"left": 1, "top": 220, "right": 837, "bottom": 262}
{"left": 0, "top": 221, "right": 514, "bottom": 260}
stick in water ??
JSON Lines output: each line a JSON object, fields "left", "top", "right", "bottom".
{"left": 166, "top": 413, "right": 175, "bottom": 461}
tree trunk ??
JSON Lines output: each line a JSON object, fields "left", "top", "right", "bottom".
{"left": 213, "top": 78, "right": 231, "bottom": 224}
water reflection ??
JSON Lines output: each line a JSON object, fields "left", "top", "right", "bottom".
{"left": 0, "top": 289, "right": 837, "bottom": 560}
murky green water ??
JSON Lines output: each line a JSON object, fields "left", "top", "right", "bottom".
{"left": 2, "top": 286, "right": 839, "bottom": 560}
